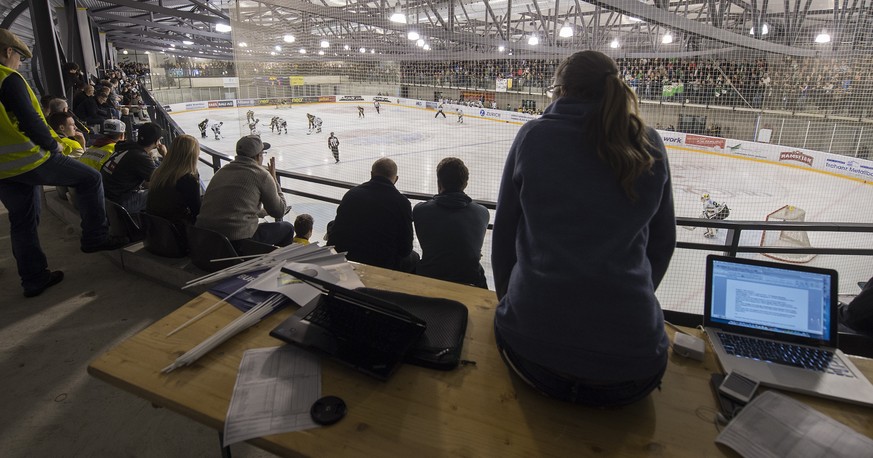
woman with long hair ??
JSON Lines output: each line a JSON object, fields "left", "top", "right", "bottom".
{"left": 491, "top": 50, "right": 676, "bottom": 407}
{"left": 146, "top": 134, "right": 202, "bottom": 227}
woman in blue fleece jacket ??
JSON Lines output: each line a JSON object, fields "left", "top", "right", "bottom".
{"left": 491, "top": 50, "right": 676, "bottom": 407}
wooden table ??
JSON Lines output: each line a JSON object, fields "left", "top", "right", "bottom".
{"left": 88, "top": 264, "right": 873, "bottom": 457}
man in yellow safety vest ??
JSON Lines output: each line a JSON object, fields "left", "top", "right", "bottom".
{"left": 0, "top": 29, "right": 126, "bottom": 298}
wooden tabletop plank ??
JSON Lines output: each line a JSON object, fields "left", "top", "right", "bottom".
{"left": 88, "top": 264, "right": 873, "bottom": 457}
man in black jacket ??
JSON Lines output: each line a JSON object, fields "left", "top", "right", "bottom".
{"left": 414, "top": 158, "right": 490, "bottom": 288}
{"left": 100, "top": 122, "right": 165, "bottom": 213}
{"left": 327, "top": 158, "right": 418, "bottom": 272}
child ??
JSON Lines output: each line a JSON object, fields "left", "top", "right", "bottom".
{"left": 293, "top": 214, "right": 314, "bottom": 245}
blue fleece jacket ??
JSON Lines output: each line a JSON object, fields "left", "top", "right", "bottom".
{"left": 491, "top": 97, "right": 676, "bottom": 381}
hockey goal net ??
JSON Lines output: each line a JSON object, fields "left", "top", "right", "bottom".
{"left": 760, "top": 205, "right": 816, "bottom": 263}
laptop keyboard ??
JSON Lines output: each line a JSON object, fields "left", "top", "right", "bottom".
{"left": 717, "top": 332, "right": 855, "bottom": 378}
{"left": 305, "top": 299, "right": 415, "bottom": 354}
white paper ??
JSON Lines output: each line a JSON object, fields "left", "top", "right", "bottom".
{"left": 223, "top": 346, "right": 321, "bottom": 446}
{"left": 715, "top": 391, "right": 873, "bottom": 458}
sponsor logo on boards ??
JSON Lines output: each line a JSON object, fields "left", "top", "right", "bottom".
{"left": 319, "top": 96, "right": 336, "bottom": 102}
{"left": 725, "top": 143, "right": 768, "bottom": 159}
{"left": 661, "top": 136, "right": 683, "bottom": 144}
{"left": 685, "top": 134, "right": 726, "bottom": 149}
{"left": 373, "top": 96, "right": 390, "bottom": 102}
{"left": 208, "top": 100, "right": 234, "bottom": 108}
{"left": 185, "top": 102, "right": 207, "bottom": 110}
{"left": 779, "top": 150, "right": 814, "bottom": 166}
{"left": 256, "top": 98, "right": 272, "bottom": 106}
{"left": 415, "top": 101, "right": 423, "bottom": 107}
{"left": 163, "top": 105, "right": 172, "bottom": 112}
{"left": 478, "top": 110, "right": 501, "bottom": 118}
{"left": 825, "top": 158, "right": 873, "bottom": 177}
{"left": 237, "top": 99, "right": 254, "bottom": 107}
{"left": 339, "top": 95, "right": 364, "bottom": 101}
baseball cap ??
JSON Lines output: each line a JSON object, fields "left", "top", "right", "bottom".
{"left": 236, "top": 135, "right": 271, "bottom": 158}
{"left": 102, "top": 119, "right": 126, "bottom": 134}
{"left": 136, "top": 122, "right": 163, "bottom": 145}
{"left": 0, "top": 29, "right": 32, "bottom": 59}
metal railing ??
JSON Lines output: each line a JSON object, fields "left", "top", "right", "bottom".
{"left": 143, "top": 87, "right": 873, "bottom": 354}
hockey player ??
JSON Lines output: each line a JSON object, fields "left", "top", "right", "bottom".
{"left": 306, "top": 113, "right": 316, "bottom": 130}
{"left": 248, "top": 118, "right": 260, "bottom": 137}
{"left": 270, "top": 116, "right": 279, "bottom": 133}
{"left": 357, "top": 106, "right": 365, "bottom": 118}
{"left": 434, "top": 103, "right": 446, "bottom": 118}
{"left": 198, "top": 118, "right": 209, "bottom": 138}
{"left": 373, "top": 100, "right": 380, "bottom": 114}
{"left": 328, "top": 132, "right": 340, "bottom": 163}
{"left": 313, "top": 116, "right": 323, "bottom": 134}
{"left": 457, "top": 109, "right": 464, "bottom": 124}
{"left": 246, "top": 110, "right": 255, "bottom": 123}
{"left": 278, "top": 118, "right": 287, "bottom": 134}
{"left": 700, "top": 193, "right": 730, "bottom": 238}
{"left": 211, "top": 121, "right": 223, "bottom": 140}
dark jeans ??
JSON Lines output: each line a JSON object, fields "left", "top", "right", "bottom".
{"left": 494, "top": 326, "right": 666, "bottom": 407}
{"left": 0, "top": 152, "right": 109, "bottom": 290}
{"left": 232, "top": 221, "right": 295, "bottom": 255}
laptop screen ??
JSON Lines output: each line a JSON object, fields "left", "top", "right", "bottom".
{"left": 706, "top": 256, "right": 836, "bottom": 342}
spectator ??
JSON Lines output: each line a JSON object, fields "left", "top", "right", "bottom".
{"left": 196, "top": 135, "right": 293, "bottom": 253}
{"left": 62, "top": 62, "right": 86, "bottom": 107}
{"left": 0, "top": 29, "right": 125, "bottom": 297}
{"left": 100, "top": 122, "right": 165, "bottom": 213}
{"left": 327, "top": 158, "right": 418, "bottom": 272}
{"left": 413, "top": 157, "right": 489, "bottom": 288}
{"left": 46, "top": 111, "right": 85, "bottom": 157}
{"left": 491, "top": 51, "right": 676, "bottom": 407}
{"left": 839, "top": 276, "right": 873, "bottom": 333}
{"left": 292, "top": 214, "right": 314, "bottom": 245}
{"left": 146, "top": 134, "right": 202, "bottom": 229}
{"left": 79, "top": 118, "right": 126, "bottom": 171}
{"left": 75, "top": 89, "right": 110, "bottom": 128}
{"left": 72, "top": 84, "right": 94, "bottom": 112}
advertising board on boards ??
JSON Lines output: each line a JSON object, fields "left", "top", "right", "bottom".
{"left": 685, "top": 134, "right": 726, "bottom": 151}
{"left": 208, "top": 100, "right": 234, "bottom": 108}
{"left": 779, "top": 150, "right": 814, "bottom": 166}
{"left": 339, "top": 95, "right": 364, "bottom": 102}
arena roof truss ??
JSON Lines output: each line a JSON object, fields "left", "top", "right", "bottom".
{"left": 1, "top": 0, "right": 871, "bottom": 62}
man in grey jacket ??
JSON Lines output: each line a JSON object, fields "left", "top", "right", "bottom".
{"left": 196, "top": 136, "right": 293, "bottom": 253}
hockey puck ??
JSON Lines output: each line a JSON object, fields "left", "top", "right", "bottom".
{"left": 310, "top": 396, "right": 347, "bottom": 426}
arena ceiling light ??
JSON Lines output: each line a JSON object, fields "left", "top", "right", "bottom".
{"left": 359, "top": 47, "right": 366, "bottom": 53}
{"left": 610, "top": 38, "right": 620, "bottom": 49}
{"left": 275, "top": 45, "right": 282, "bottom": 52}
{"left": 750, "top": 23, "right": 769, "bottom": 36}
{"left": 370, "top": 49, "right": 375, "bottom": 53}
{"left": 662, "top": 32, "right": 673, "bottom": 44}
{"left": 318, "top": 50, "right": 325, "bottom": 55}
{"left": 389, "top": 2, "right": 406, "bottom": 24}
{"left": 299, "top": 48, "right": 307, "bottom": 54}
{"left": 559, "top": 22, "right": 573, "bottom": 38}
{"left": 183, "top": 40, "right": 194, "bottom": 45}
{"left": 238, "top": 42, "right": 248, "bottom": 47}
{"left": 528, "top": 34, "right": 539, "bottom": 45}
{"left": 498, "top": 45, "right": 505, "bottom": 52}
{"left": 416, "top": 38, "right": 424, "bottom": 47}
{"left": 284, "top": 34, "right": 295, "bottom": 43}
{"left": 344, "top": 44, "right": 350, "bottom": 50}
{"left": 122, "top": 49, "right": 128, "bottom": 54}
{"left": 815, "top": 30, "right": 831, "bottom": 43}
{"left": 321, "top": 40, "right": 330, "bottom": 48}
{"left": 407, "top": 31, "right": 420, "bottom": 41}
{"left": 216, "top": 23, "right": 231, "bottom": 33}
{"left": 423, "top": 44, "right": 431, "bottom": 50}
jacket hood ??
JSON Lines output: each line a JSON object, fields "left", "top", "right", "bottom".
{"left": 433, "top": 191, "right": 472, "bottom": 209}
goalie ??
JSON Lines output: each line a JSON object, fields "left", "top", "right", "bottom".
{"left": 700, "top": 193, "right": 730, "bottom": 238}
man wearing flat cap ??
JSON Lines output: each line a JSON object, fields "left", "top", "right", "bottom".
{"left": 196, "top": 135, "right": 294, "bottom": 253}
{"left": 0, "top": 29, "right": 126, "bottom": 297}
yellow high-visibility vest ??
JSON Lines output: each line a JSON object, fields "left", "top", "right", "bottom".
{"left": 78, "top": 143, "right": 116, "bottom": 170}
{"left": 0, "top": 65, "right": 52, "bottom": 179}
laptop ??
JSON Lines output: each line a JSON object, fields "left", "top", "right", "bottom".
{"left": 703, "top": 254, "right": 873, "bottom": 406}
{"left": 269, "top": 267, "right": 427, "bottom": 381}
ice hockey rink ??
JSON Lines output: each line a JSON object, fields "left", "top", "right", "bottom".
{"left": 169, "top": 102, "right": 873, "bottom": 313}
